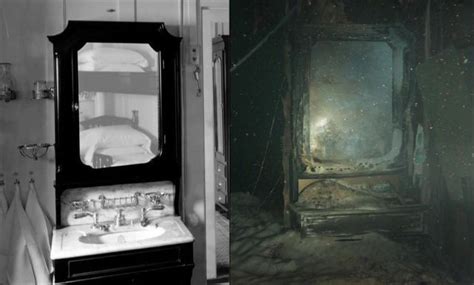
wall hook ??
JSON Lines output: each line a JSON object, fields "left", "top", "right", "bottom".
{"left": 18, "top": 143, "right": 54, "bottom": 160}
{"left": 193, "top": 65, "right": 202, "bottom": 97}
{"left": 13, "top": 172, "right": 19, "bottom": 185}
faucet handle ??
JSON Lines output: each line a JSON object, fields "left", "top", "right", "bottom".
{"left": 140, "top": 207, "right": 149, "bottom": 227}
{"left": 74, "top": 212, "right": 95, "bottom": 219}
{"left": 74, "top": 211, "right": 99, "bottom": 226}
{"left": 151, "top": 203, "right": 165, "bottom": 210}
{"left": 70, "top": 200, "right": 88, "bottom": 210}
{"left": 115, "top": 208, "right": 126, "bottom": 227}
{"left": 74, "top": 212, "right": 87, "bottom": 219}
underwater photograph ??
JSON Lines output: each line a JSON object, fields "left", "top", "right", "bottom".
{"left": 230, "top": 0, "right": 473, "bottom": 284}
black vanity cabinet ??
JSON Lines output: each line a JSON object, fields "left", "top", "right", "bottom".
{"left": 289, "top": 25, "right": 427, "bottom": 236}
{"left": 48, "top": 21, "right": 182, "bottom": 203}
{"left": 49, "top": 21, "right": 193, "bottom": 285}
{"left": 53, "top": 243, "right": 193, "bottom": 284}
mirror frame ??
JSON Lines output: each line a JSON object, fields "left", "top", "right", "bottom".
{"left": 290, "top": 24, "right": 415, "bottom": 198}
{"left": 212, "top": 35, "right": 230, "bottom": 209}
{"left": 49, "top": 21, "right": 182, "bottom": 199}
{"left": 212, "top": 36, "right": 230, "bottom": 158}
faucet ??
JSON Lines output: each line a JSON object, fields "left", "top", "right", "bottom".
{"left": 140, "top": 200, "right": 166, "bottom": 227}
{"left": 115, "top": 208, "right": 126, "bottom": 227}
{"left": 140, "top": 208, "right": 150, "bottom": 227}
{"left": 74, "top": 211, "right": 110, "bottom": 232}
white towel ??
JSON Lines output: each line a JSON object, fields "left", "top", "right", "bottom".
{"left": 3, "top": 185, "right": 35, "bottom": 285}
{"left": 6, "top": 183, "right": 51, "bottom": 285}
{"left": 25, "top": 180, "right": 54, "bottom": 273}
{"left": 0, "top": 181, "right": 7, "bottom": 215}
{"left": 0, "top": 181, "right": 8, "bottom": 285}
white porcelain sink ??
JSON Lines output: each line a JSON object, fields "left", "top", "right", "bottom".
{"left": 79, "top": 227, "right": 166, "bottom": 245}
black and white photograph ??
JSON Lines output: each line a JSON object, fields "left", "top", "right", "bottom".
{"left": 0, "top": 1, "right": 228, "bottom": 284}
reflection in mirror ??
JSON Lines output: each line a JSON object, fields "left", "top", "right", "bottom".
{"left": 309, "top": 41, "right": 394, "bottom": 163}
{"left": 213, "top": 56, "right": 224, "bottom": 154}
{"left": 78, "top": 43, "right": 161, "bottom": 168}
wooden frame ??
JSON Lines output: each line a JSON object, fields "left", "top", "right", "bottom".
{"left": 290, "top": 24, "right": 416, "bottom": 203}
{"left": 49, "top": 21, "right": 182, "bottom": 227}
{"left": 288, "top": 24, "right": 422, "bottom": 235}
{"left": 212, "top": 35, "right": 230, "bottom": 213}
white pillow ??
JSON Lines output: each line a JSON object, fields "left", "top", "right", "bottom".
{"left": 78, "top": 48, "right": 149, "bottom": 68}
{"left": 99, "top": 145, "right": 152, "bottom": 156}
{"left": 80, "top": 125, "right": 152, "bottom": 164}
{"left": 79, "top": 62, "right": 145, "bottom": 72}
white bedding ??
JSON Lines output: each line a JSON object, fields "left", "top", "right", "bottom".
{"left": 80, "top": 125, "right": 153, "bottom": 167}
{"left": 78, "top": 62, "right": 145, "bottom": 72}
{"left": 78, "top": 47, "right": 149, "bottom": 72}
{"left": 97, "top": 146, "right": 155, "bottom": 167}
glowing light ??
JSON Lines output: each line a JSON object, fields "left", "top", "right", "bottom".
{"left": 315, "top": 117, "right": 328, "bottom": 128}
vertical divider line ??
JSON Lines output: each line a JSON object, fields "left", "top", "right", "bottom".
{"left": 63, "top": 0, "right": 66, "bottom": 28}
{"left": 134, "top": 0, "right": 137, "bottom": 22}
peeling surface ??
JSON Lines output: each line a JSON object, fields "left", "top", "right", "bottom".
{"left": 231, "top": 193, "right": 455, "bottom": 285}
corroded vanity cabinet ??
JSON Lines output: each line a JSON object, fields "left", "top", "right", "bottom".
{"left": 49, "top": 21, "right": 193, "bottom": 284}
{"left": 289, "top": 25, "right": 427, "bottom": 236}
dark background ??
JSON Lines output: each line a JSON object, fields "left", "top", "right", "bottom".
{"left": 230, "top": 0, "right": 472, "bottom": 214}
{"left": 230, "top": 0, "right": 473, "bottom": 278}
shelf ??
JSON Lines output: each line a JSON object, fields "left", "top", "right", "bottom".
{"left": 79, "top": 71, "right": 158, "bottom": 95}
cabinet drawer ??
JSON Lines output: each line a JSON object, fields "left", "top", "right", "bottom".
{"left": 216, "top": 176, "right": 227, "bottom": 195}
{"left": 215, "top": 161, "right": 226, "bottom": 176}
{"left": 54, "top": 243, "right": 193, "bottom": 282}
{"left": 216, "top": 189, "right": 227, "bottom": 205}
{"left": 68, "top": 247, "right": 180, "bottom": 279}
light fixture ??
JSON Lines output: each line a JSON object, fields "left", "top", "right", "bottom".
{"left": 18, "top": 143, "right": 54, "bottom": 160}
{"left": 32, "top": 80, "right": 54, "bottom": 99}
{"left": 0, "top": 62, "right": 16, "bottom": 102}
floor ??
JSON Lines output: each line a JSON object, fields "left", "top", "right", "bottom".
{"left": 231, "top": 192, "right": 458, "bottom": 285}
{"left": 216, "top": 210, "right": 229, "bottom": 273}
{"left": 208, "top": 209, "right": 229, "bottom": 284}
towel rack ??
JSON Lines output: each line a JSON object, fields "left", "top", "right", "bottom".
{"left": 18, "top": 143, "right": 54, "bottom": 160}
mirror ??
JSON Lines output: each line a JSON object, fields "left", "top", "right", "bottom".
{"left": 213, "top": 56, "right": 224, "bottom": 154}
{"left": 49, "top": 21, "right": 182, "bottom": 197}
{"left": 77, "top": 43, "right": 161, "bottom": 168}
{"left": 309, "top": 41, "right": 393, "bottom": 162}
{"left": 292, "top": 25, "right": 412, "bottom": 176}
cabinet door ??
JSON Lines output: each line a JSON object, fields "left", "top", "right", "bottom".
{"left": 136, "top": 0, "right": 180, "bottom": 35}
{"left": 136, "top": 0, "right": 180, "bottom": 23}
{"left": 65, "top": 0, "right": 134, "bottom": 21}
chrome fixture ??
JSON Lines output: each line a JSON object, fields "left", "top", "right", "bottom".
{"left": 74, "top": 211, "right": 110, "bottom": 232}
{"left": 115, "top": 208, "right": 126, "bottom": 227}
{"left": 140, "top": 203, "right": 165, "bottom": 227}
{"left": 71, "top": 192, "right": 167, "bottom": 212}
{"left": 92, "top": 223, "right": 110, "bottom": 231}
{"left": 74, "top": 211, "right": 97, "bottom": 222}
{"left": 193, "top": 65, "right": 201, "bottom": 97}
{"left": 143, "top": 192, "right": 166, "bottom": 210}
{"left": 32, "top": 80, "right": 54, "bottom": 99}
{"left": 98, "top": 194, "right": 139, "bottom": 209}
{"left": 0, "top": 63, "right": 16, "bottom": 102}
{"left": 18, "top": 143, "right": 54, "bottom": 160}
{"left": 140, "top": 207, "right": 151, "bottom": 227}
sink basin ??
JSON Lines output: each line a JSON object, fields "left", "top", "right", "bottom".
{"left": 79, "top": 227, "right": 166, "bottom": 245}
